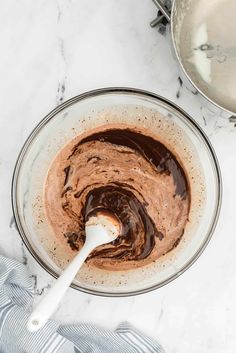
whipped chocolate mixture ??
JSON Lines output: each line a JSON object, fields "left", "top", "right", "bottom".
{"left": 45, "top": 125, "right": 190, "bottom": 270}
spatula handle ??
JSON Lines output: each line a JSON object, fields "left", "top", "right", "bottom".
{"left": 27, "top": 243, "right": 92, "bottom": 332}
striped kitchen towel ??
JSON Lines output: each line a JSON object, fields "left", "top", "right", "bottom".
{"left": 0, "top": 255, "right": 165, "bottom": 353}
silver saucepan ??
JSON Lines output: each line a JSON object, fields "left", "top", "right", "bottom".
{"left": 151, "top": 0, "right": 236, "bottom": 115}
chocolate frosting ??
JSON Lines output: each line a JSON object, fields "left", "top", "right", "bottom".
{"left": 45, "top": 125, "right": 190, "bottom": 270}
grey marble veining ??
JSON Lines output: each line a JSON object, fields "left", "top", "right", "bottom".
{"left": 0, "top": 1, "right": 236, "bottom": 352}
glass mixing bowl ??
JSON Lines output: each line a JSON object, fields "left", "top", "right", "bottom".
{"left": 12, "top": 88, "right": 222, "bottom": 296}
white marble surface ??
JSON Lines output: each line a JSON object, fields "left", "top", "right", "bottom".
{"left": 0, "top": 1, "right": 236, "bottom": 352}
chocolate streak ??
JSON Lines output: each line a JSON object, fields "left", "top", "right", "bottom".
{"left": 75, "top": 130, "right": 188, "bottom": 198}
{"left": 61, "top": 129, "right": 190, "bottom": 263}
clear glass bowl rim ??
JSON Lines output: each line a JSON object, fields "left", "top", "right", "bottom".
{"left": 11, "top": 87, "right": 222, "bottom": 297}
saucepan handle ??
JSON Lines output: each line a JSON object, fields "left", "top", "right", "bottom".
{"left": 150, "top": 0, "right": 171, "bottom": 27}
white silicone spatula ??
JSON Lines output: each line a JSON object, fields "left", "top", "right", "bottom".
{"left": 27, "top": 213, "right": 119, "bottom": 332}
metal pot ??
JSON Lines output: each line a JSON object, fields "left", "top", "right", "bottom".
{"left": 151, "top": 0, "right": 236, "bottom": 115}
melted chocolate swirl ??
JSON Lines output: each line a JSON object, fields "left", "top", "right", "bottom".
{"left": 45, "top": 126, "right": 190, "bottom": 270}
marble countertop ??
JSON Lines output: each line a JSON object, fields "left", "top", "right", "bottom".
{"left": 0, "top": 1, "right": 236, "bottom": 352}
